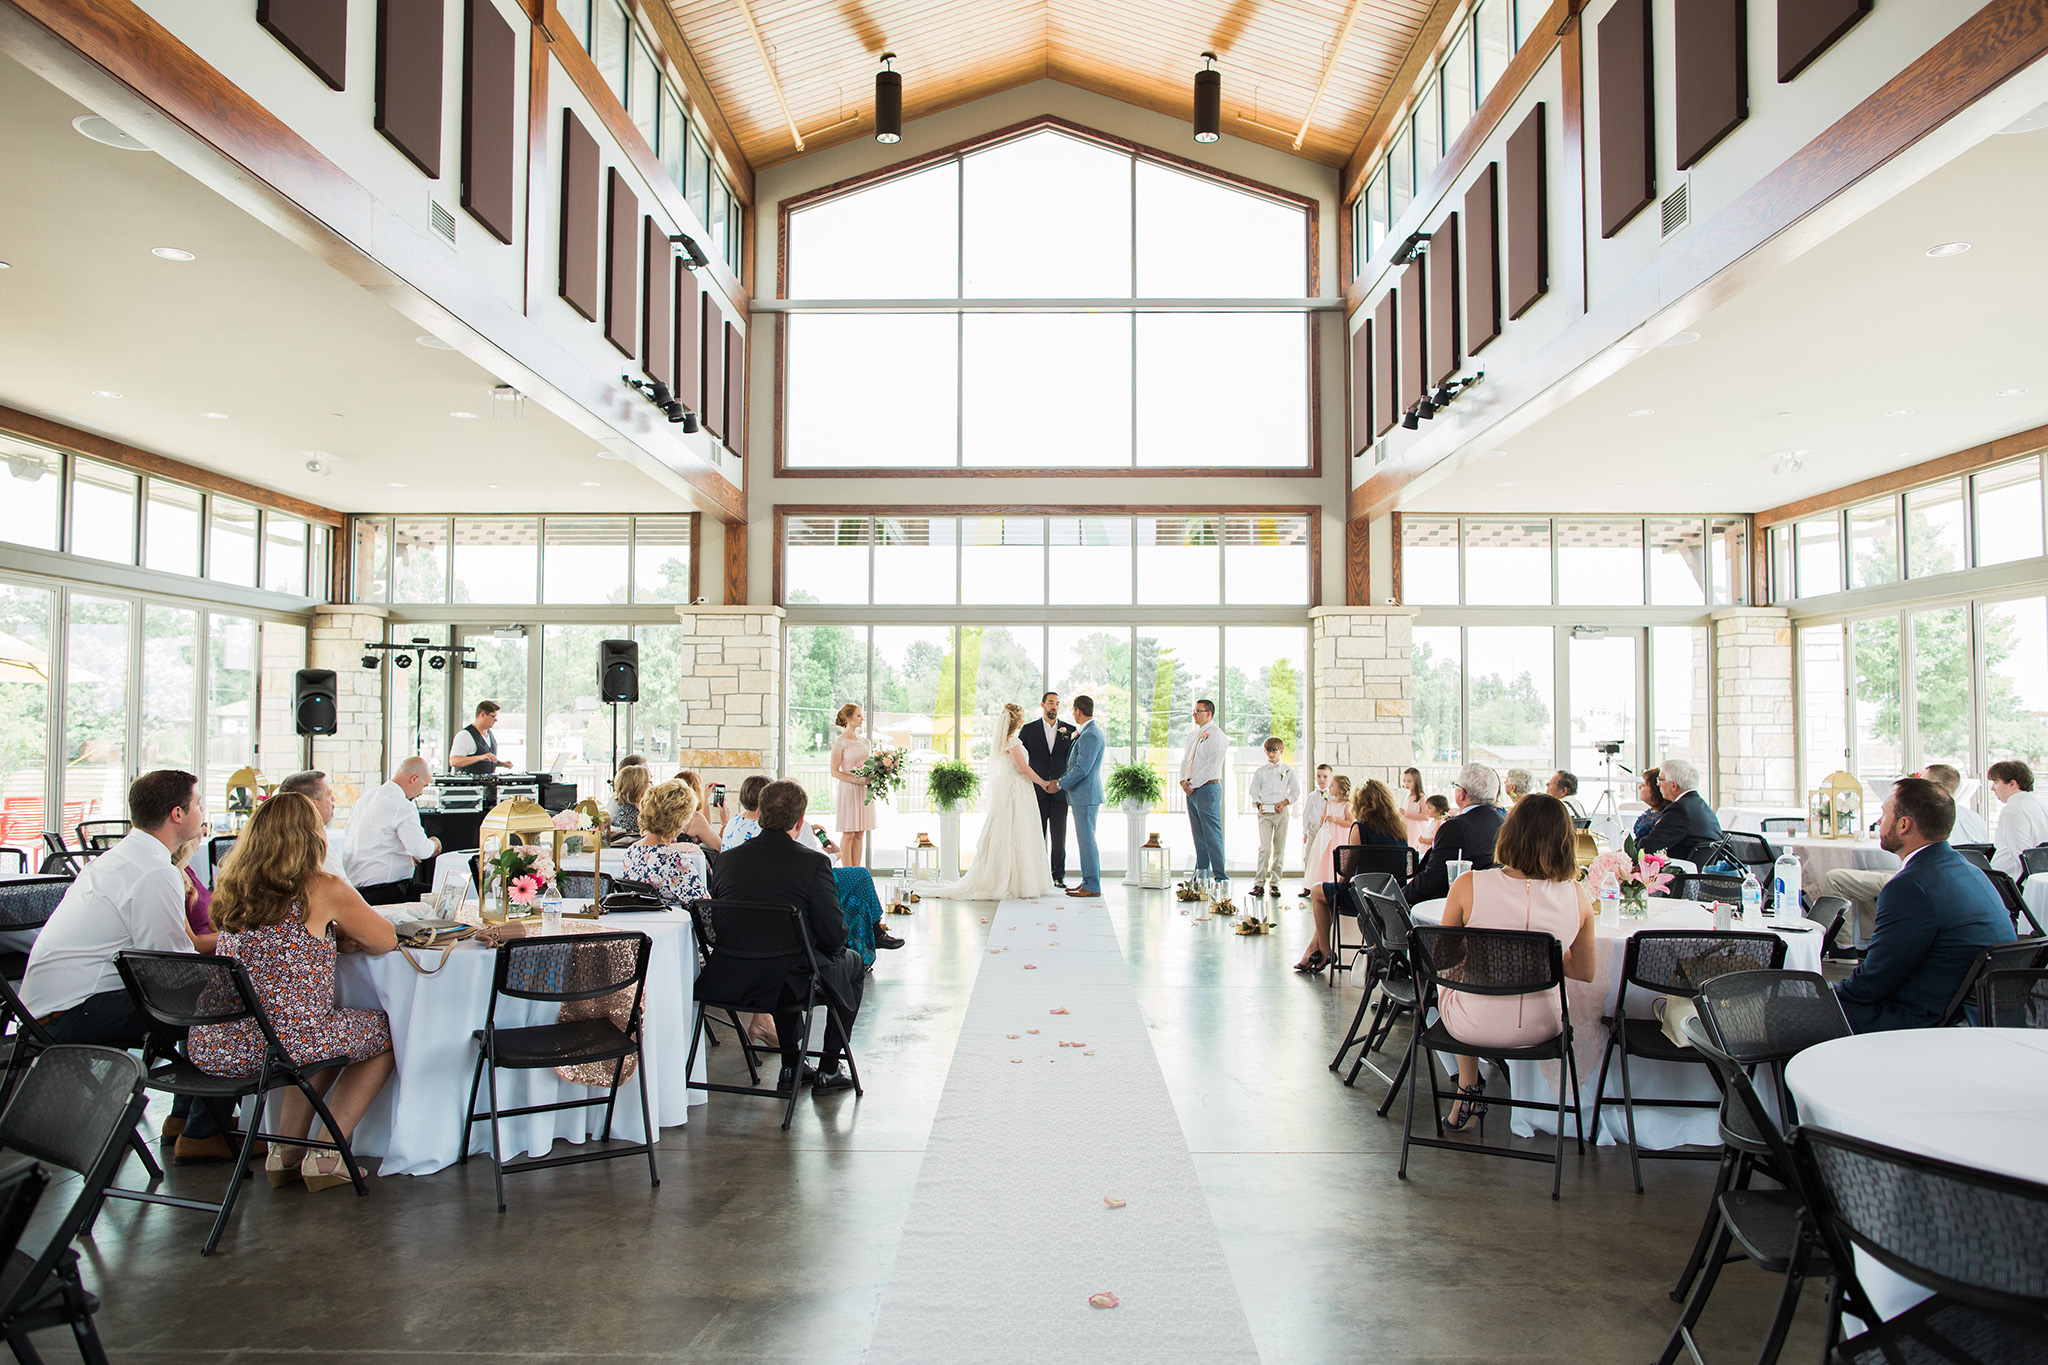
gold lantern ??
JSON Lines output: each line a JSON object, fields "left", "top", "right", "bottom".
{"left": 478, "top": 797, "right": 557, "bottom": 922}
{"left": 908, "top": 832, "right": 941, "bottom": 883}
{"left": 1807, "top": 771, "right": 1865, "bottom": 841}
{"left": 1138, "top": 833, "right": 1172, "bottom": 889}
{"left": 224, "top": 766, "right": 261, "bottom": 832}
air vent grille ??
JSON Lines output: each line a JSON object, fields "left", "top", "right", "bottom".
{"left": 1660, "top": 181, "right": 1690, "bottom": 238}
{"left": 430, "top": 200, "right": 457, "bottom": 245}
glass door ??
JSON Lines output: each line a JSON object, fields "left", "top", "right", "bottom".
{"left": 1567, "top": 629, "right": 1639, "bottom": 820}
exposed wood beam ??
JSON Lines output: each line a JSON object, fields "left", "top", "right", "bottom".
{"left": 1295, "top": 0, "right": 1372, "bottom": 151}
{"left": 1755, "top": 423, "right": 2048, "bottom": 529}
{"left": 730, "top": 0, "right": 806, "bottom": 154}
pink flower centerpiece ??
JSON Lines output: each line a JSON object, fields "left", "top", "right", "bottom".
{"left": 484, "top": 844, "right": 558, "bottom": 916}
{"left": 1582, "top": 837, "right": 1673, "bottom": 915}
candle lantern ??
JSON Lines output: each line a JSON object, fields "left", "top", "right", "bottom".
{"left": 1138, "top": 833, "right": 1172, "bottom": 889}
{"left": 908, "top": 832, "right": 941, "bottom": 883}
{"left": 1807, "top": 771, "right": 1865, "bottom": 841}
{"left": 478, "top": 797, "right": 556, "bottom": 921}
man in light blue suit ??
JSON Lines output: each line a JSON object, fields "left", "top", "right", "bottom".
{"left": 1057, "top": 694, "right": 1106, "bottom": 898}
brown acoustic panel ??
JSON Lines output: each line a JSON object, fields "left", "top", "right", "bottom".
{"left": 1779, "top": 0, "right": 1871, "bottom": 82}
{"left": 1676, "top": 0, "right": 1748, "bottom": 169}
{"left": 1349, "top": 320, "right": 1372, "bottom": 456}
{"left": 1597, "top": 0, "right": 1655, "bottom": 238}
{"left": 557, "top": 109, "right": 599, "bottom": 321}
{"left": 724, "top": 321, "right": 745, "bottom": 456}
{"left": 1373, "top": 291, "right": 1398, "bottom": 439}
{"left": 459, "top": 0, "right": 515, "bottom": 242}
{"left": 1505, "top": 103, "right": 1549, "bottom": 320}
{"left": 258, "top": 0, "right": 347, "bottom": 90}
{"left": 642, "top": 216, "right": 673, "bottom": 387}
{"left": 673, "top": 270, "right": 700, "bottom": 411}
{"left": 604, "top": 169, "right": 638, "bottom": 357}
{"left": 374, "top": 0, "right": 444, "bottom": 178}
{"left": 701, "top": 293, "right": 724, "bottom": 438}
{"left": 1427, "top": 212, "right": 1460, "bottom": 389}
{"left": 1464, "top": 163, "right": 1501, "bottom": 355}
{"left": 1398, "top": 261, "right": 1426, "bottom": 418}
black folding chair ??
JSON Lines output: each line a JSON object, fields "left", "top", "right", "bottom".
{"left": 1330, "top": 874, "right": 1413, "bottom": 1088}
{"left": 1953, "top": 842, "right": 1996, "bottom": 873}
{"left": 459, "top": 931, "right": 656, "bottom": 1212}
{"left": 1983, "top": 867, "right": 2046, "bottom": 937}
{"left": 555, "top": 869, "right": 615, "bottom": 902}
{"left": 1793, "top": 1125, "right": 2048, "bottom": 1365}
{"left": 1936, "top": 937, "right": 2047, "bottom": 1027}
{"left": 684, "top": 899, "right": 863, "bottom": 1131}
{"left": 1977, "top": 968, "right": 2048, "bottom": 1029}
{"left": 1590, "top": 930, "right": 1785, "bottom": 1192}
{"left": 206, "top": 834, "right": 239, "bottom": 879}
{"left": 113, "top": 950, "right": 369, "bottom": 1255}
{"left": 2021, "top": 845, "right": 2048, "bottom": 889}
{"left": 0, "top": 876, "right": 71, "bottom": 983}
{"left": 1808, "top": 893, "right": 1865, "bottom": 962}
{"left": 34, "top": 834, "right": 85, "bottom": 879}
{"left": 1715, "top": 833, "right": 1779, "bottom": 900}
{"left": 36, "top": 834, "right": 69, "bottom": 861}
{"left": 1399, "top": 924, "right": 1585, "bottom": 1200}
{"left": 1758, "top": 817, "right": 1805, "bottom": 836}
{"left": 73, "top": 821, "right": 128, "bottom": 854}
{"left": 0, "top": 1046, "right": 149, "bottom": 1363}
{"left": 1671, "top": 873, "right": 1748, "bottom": 905}
{"left": 0, "top": 848, "right": 24, "bottom": 878}
{"left": 0, "top": 972, "right": 162, "bottom": 1182}
{"left": 1326, "top": 844, "right": 1414, "bottom": 985}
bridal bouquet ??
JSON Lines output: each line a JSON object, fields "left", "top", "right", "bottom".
{"left": 855, "top": 747, "right": 907, "bottom": 805}
{"left": 1584, "top": 836, "right": 1673, "bottom": 914}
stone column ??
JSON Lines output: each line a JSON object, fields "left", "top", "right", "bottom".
{"left": 308, "top": 606, "right": 388, "bottom": 819}
{"left": 1712, "top": 608, "right": 1796, "bottom": 806}
{"left": 674, "top": 605, "right": 784, "bottom": 799}
{"left": 1310, "top": 606, "right": 1418, "bottom": 784}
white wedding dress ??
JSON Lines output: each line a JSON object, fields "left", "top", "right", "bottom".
{"left": 931, "top": 735, "right": 1055, "bottom": 901}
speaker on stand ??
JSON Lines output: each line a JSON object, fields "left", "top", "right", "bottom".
{"left": 294, "top": 669, "right": 338, "bottom": 769}
{"left": 599, "top": 640, "right": 638, "bottom": 782}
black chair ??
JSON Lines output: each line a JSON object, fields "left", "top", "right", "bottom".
{"left": 36, "top": 834, "right": 69, "bottom": 860}
{"left": 1936, "top": 937, "right": 2048, "bottom": 1027}
{"left": 1656, "top": 1016, "right": 1838, "bottom": 1365}
{"left": 0, "top": 970, "right": 163, "bottom": 1188}
{"left": 1590, "top": 930, "right": 1786, "bottom": 1192}
{"left": 1672, "top": 873, "right": 1748, "bottom": 906}
{"left": 206, "top": 834, "right": 238, "bottom": 879}
{"left": 1809, "top": 893, "right": 1865, "bottom": 962}
{"left": 556, "top": 868, "right": 615, "bottom": 902}
{"left": 460, "top": 931, "right": 656, "bottom": 1212}
{"left": 1758, "top": 817, "right": 1806, "bottom": 836}
{"left": 1715, "top": 833, "right": 1779, "bottom": 898}
{"left": 0, "top": 848, "right": 24, "bottom": 878}
{"left": 1326, "top": 844, "right": 1414, "bottom": 985}
{"left": 1977, "top": 968, "right": 2048, "bottom": 1028}
{"left": 1398, "top": 924, "right": 1585, "bottom": 1200}
{"left": 1982, "top": 867, "right": 2046, "bottom": 937}
{"left": 0, "top": 1046, "right": 150, "bottom": 1363}
{"left": 1953, "top": 842, "right": 1997, "bottom": 873}
{"left": 1793, "top": 1125, "right": 2048, "bottom": 1365}
{"left": 113, "top": 950, "right": 369, "bottom": 1255}
{"left": 2020, "top": 845, "right": 2048, "bottom": 888}
{"left": 73, "top": 821, "right": 128, "bottom": 853}
{"left": 684, "top": 899, "right": 863, "bottom": 1131}
{"left": 0, "top": 876, "right": 71, "bottom": 983}
{"left": 1330, "top": 874, "right": 1414, "bottom": 1089}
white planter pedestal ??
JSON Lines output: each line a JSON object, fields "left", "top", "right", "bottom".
{"left": 1123, "top": 807, "right": 1150, "bottom": 887}
{"left": 938, "top": 809, "right": 962, "bottom": 881}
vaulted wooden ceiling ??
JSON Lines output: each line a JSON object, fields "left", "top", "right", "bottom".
{"left": 664, "top": 0, "right": 1442, "bottom": 171}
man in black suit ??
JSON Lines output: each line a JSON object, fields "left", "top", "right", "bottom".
{"left": 1637, "top": 757, "right": 1724, "bottom": 862}
{"left": 1403, "top": 764, "right": 1507, "bottom": 904}
{"left": 1018, "top": 691, "right": 1077, "bottom": 886}
{"left": 705, "top": 780, "right": 862, "bottom": 1094}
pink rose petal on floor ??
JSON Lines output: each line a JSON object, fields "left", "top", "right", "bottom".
{"left": 1084, "top": 1050, "right": 1096, "bottom": 1055}
{"left": 980, "top": 918, "right": 988, "bottom": 923}
{"left": 1026, "top": 1029, "right": 1040, "bottom": 1034}
{"left": 1047, "top": 924, "right": 1057, "bottom": 931}
{"left": 1049, "top": 1007, "right": 1070, "bottom": 1014}
{"left": 1089, "top": 1292, "right": 1119, "bottom": 1309}
{"left": 1103, "top": 1197, "right": 1126, "bottom": 1208}
{"left": 1010, "top": 1058, "right": 1022, "bottom": 1064}
{"left": 1006, "top": 1034, "right": 1019, "bottom": 1039}
{"left": 989, "top": 950, "right": 1002, "bottom": 955}
{"left": 1023, "top": 964, "right": 1037, "bottom": 970}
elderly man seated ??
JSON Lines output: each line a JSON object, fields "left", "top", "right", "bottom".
{"left": 1403, "top": 764, "right": 1505, "bottom": 905}
{"left": 1636, "top": 758, "right": 1723, "bottom": 861}
{"left": 342, "top": 756, "right": 441, "bottom": 906}
{"left": 1835, "top": 777, "right": 2013, "bottom": 1033}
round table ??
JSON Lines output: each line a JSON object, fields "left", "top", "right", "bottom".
{"left": 1408, "top": 897, "right": 1826, "bottom": 1146}
{"left": 1716, "top": 805, "right": 1807, "bottom": 835}
{"left": 1787, "top": 1029, "right": 2048, "bottom": 1320}
{"left": 1767, "top": 835, "right": 1898, "bottom": 898}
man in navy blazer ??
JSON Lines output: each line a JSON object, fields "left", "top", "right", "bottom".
{"left": 1019, "top": 691, "right": 1076, "bottom": 887}
{"left": 1637, "top": 757, "right": 1725, "bottom": 862}
{"left": 1835, "top": 776, "right": 2014, "bottom": 1033}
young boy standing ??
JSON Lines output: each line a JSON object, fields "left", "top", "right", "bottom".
{"left": 1246, "top": 738, "right": 1300, "bottom": 897}
{"left": 1299, "top": 764, "right": 1332, "bottom": 897}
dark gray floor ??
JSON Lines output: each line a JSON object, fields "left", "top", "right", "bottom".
{"left": 21, "top": 888, "right": 1829, "bottom": 1363}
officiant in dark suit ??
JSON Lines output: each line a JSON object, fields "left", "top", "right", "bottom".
{"left": 1019, "top": 691, "right": 1077, "bottom": 887}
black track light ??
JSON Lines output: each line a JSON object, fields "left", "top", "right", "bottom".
{"left": 361, "top": 653, "right": 379, "bottom": 670}
{"left": 1193, "top": 53, "right": 1221, "bottom": 144}
{"left": 875, "top": 53, "right": 902, "bottom": 144}
{"left": 393, "top": 652, "right": 411, "bottom": 669}
{"left": 623, "top": 375, "right": 692, "bottom": 424}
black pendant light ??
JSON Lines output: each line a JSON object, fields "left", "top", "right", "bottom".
{"left": 875, "top": 53, "right": 902, "bottom": 144}
{"left": 1192, "top": 53, "right": 1220, "bottom": 144}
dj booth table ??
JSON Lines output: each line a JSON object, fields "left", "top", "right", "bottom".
{"left": 409, "top": 771, "right": 579, "bottom": 891}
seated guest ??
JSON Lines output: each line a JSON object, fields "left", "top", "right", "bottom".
{"left": 1835, "top": 777, "right": 2014, "bottom": 1033}
{"left": 674, "top": 770, "right": 725, "bottom": 852}
{"left": 1632, "top": 767, "right": 1667, "bottom": 842}
{"left": 1301, "top": 775, "right": 1353, "bottom": 899}
{"left": 1295, "top": 778, "right": 1408, "bottom": 974}
{"left": 1417, "top": 795, "right": 1451, "bottom": 849}
{"left": 1989, "top": 760, "right": 2048, "bottom": 881}
{"left": 1637, "top": 758, "right": 1722, "bottom": 861}
{"left": 719, "top": 776, "right": 898, "bottom": 960}
{"left": 1502, "top": 769, "right": 1534, "bottom": 805}
{"left": 188, "top": 793, "right": 398, "bottom": 1190}
{"left": 1435, "top": 794, "right": 1597, "bottom": 1129}
{"left": 705, "top": 781, "right": 863, "bottom": 1094}
{"left": 1825, "top": 763, "right": 1989, "bottom": 943}
{"left": 172, "top": 831, "right": 216, "bottom": 954}
{"left": 275, "top": 770, "right": 349, "bottom": 882}
{"left": 608, "top": 762, "right": 651, "bottom": 843}
{"left": 721, "top": 775, "right": 769, "bottom": 848}
{"left": 1926, "top": 765, "right": 1990, "bottom": 845}
{"left": 341, "top": 757, "right": 441, "bottom": 905}
{"left": 622, "top": 781, "right": 711, "bottom": 908}
{"left": 1546, "top": 770, "right": 1588, "bottom": 822}
{"left": 1403, "top": 764, "right": 1507, "bottom": 906}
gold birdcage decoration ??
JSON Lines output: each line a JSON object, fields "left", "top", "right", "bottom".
{"left": 1807, "top": 771, "right": 1865, "bottom": 841}
{"left": 478, "top": 797, "right": 556, "bottom": 922}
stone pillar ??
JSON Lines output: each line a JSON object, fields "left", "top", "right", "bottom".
{"left": 1712, "top": 608, "right": 1796, "bottom": 806}
{"left": 1310, "top": 606, "right": 1418, "bottom": 783}
{"left": 674, "top": 605, "right": 784, "bottom": 798}
{"left": 308, "top": 606, "right": 388, "bottom": 820}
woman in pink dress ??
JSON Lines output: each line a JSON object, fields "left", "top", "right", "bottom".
{"left": 829, "top": 702, "right": 875, "bottom": 869}
{"left": 1400, "top": 767, "right": 1432, "bottom": 850}
{"left": 1434, "top": 793, "right": 1597, "bottom": 1129}
{"left": 1301, "top": 775, "right": 1351, "bottom": 890}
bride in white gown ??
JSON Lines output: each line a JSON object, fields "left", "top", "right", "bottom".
{"left": 931, "top": 702, "right": 1055, "bottom": 901}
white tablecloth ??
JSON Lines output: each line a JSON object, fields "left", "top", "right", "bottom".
{"left": 1408, "top": 898, "right": 1825, "bottom": 1147}
{"left": 1717, "top": 806, "right": 1808, "bottom": 835}
{"left": 298, "top": 906, "right": 705, "bottom": 1177}
{"left": 1767, "top": 836, "right": 1898, "bottom": 897}
{"left": 1787, "top": 1030, "right": 2048, "bottom": 1321}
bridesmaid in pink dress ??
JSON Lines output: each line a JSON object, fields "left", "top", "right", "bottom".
{"left": 829, "top": 702, "right": 875, "bottom": 869}
{"left": 1435, "top": 793, "right": 1597, "bottom": 1129}
{"left": 1400, "top": 767, "right": 1432, "bottom": 850}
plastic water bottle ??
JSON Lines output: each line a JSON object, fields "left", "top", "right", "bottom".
{"left": 1772, "top": 853, "right": 1802, "bottom": 920}
{"left": 1598, "top": 880, "right": 1621, "bottom": 928}
{"left": 1740, "top": 871, "right": 1763, "bottom": 925}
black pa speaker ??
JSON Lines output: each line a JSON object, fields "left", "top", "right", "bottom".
{"left": 599, "top": 639, "right": 639, "bottom": 703}
{"left": 294, "top": 669, "right": 338, "bottom": 735}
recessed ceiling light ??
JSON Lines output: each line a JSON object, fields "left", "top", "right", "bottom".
{"left": 1611, "top": 483, "right": 1624, "bottom": 490}
{"left": 450, "top": 411, "right": 476, "bottom": 419}
{"left": 90, "top": 391, "right": 122, "bottom": 399}
{"left": 594, "top": 449, "right": 627, "bottom": 461}
{"left": 1697, "top": 481, "right": 1715, "bottom": 489}
{"left": 1626, "top": 408, "right": 1655, "bottom": 417}
{"left": 72, "top": 114, "right": 150, "bottom": 150}
{"left": 1772, "top": 450, "right": 1808, "bottom": 476}
{"left": 1925, "top": 241, "right": 1971, "bottom": 258}
{"left": 199, "top": 412, "right": 228, "bottom": 420}
{"left": 486, "top": 483, "right": 499, "bottom": 489}
{"left": 386, "top": 482, "right": 407, "bottom": 488}
{"left": 1884, "top": 409, "right": 1913, "bottom": 418}
{"left": 151, "top": 247, "right": 195, "bottom": 261}
{"left": 0, "top": 261, "right": 11, "bottom": 270}
{"left": 579, "top": 481, "right": 601, "bottom": 487}
{"left": 1660, "top": 331, "right": 1701, "bottom": 347}
{"left": 415, "top": 335, "right": 456, "bottom": 350}
{"left": 1997, "top": 388, "right": 2029, "bottom": 396}
{"left": 1777, "top": 411, "right": 1794, "bottom": 418}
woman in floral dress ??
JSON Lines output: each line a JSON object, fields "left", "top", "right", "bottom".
{"left": 622, "top": 781, "right": 711, "bottom": 908}
{"left": 187, "top": 793, "right": 399, "bottom": 1191}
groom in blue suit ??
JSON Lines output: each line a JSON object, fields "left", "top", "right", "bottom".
{"left": 1056, "top": 695, "right": 1106, "bottom": 898}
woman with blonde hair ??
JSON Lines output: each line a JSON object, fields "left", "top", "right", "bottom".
{"left": 609, "top": 762, "right": 651, "bottom": 843}
{"left": 187, "top": 793, "right": 399, "bottom": 1190}
{"left": 623, "top": 780, "right": 712, "bottom": 908}
{"left": 931, "top": 702, "right": 1054, "bottom": 901}
{"left": 828, "top": 702, "right": 874, "bottom": 869}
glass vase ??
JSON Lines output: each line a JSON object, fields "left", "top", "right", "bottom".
{"left": 1620, "top": 884, "right": 1650, "bottom": 917}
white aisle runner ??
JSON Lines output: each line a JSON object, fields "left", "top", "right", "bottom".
{"left": 866, "top": 898, "right": 1259, "bottom": 1363}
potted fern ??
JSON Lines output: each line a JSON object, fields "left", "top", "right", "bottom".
{"left": 1107, "top": 761, "right": 1163, "bottom": 815}
{"left": 927, "top": 759, "right": 981, "bottom": 881}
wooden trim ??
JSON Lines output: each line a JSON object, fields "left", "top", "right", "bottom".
{"left": 618, "top": 0, "right": 753, "bottom": 202}
{"left": 332, "top": 516, "right": 353, "bottom": 603}
{"left": 521, "top": 2, "right": 550, "bottom": 314}
{"left": 1559, "top": 1, "right": 1588, "bottom": 315}
{"left": 1390, "top": 511, "right": 1404, "bottom": 605}
{"left": 1755, "top": 423, "right": 2048, "bottom": 529}
{"left": 688, "top": 509, "right": 703, "bottom": 605}
{"left": 722, "top": 520, "right": 746, "bottom": 605}
{"left": 0, "top": 403, "right": 345, "bottom": 528}
{"left": 1346, "top": 515, "right": 1371, "bottom": 606}
{"left": 1750, "top": 515, "right": 1771, "bottom": 608}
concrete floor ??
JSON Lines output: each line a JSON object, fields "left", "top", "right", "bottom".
{"left": 23, "top": 886, "right": 1830, "bottom": 1363}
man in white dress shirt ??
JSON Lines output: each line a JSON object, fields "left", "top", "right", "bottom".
{"left": 343, "top": 756, "right": 441, "bottom": 905}
{"left": 1246, "top": 738, "right": 1299, "bottom": 897}
{"left": 448, "top": 700, "right": 504, "bottom": 771}
{"left": 1179, "top": 699, "right": 1228, "bottom": 881}
{"left": 1824, "top": 763, "right": 1998, "bottom": 945}
{"left": 1989, "top": 760, "right": 2048, "bottom": 881}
